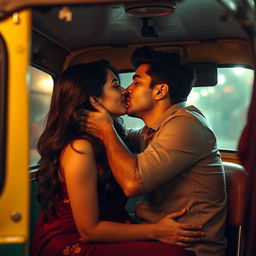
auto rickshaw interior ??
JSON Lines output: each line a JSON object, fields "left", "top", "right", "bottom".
{"left": 24, "top": 1, "right": 255, "bottom": 255}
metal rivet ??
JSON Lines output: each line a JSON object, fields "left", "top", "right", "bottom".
{"left": 58, "top": 6, "right": 73, "bottom": 22}
{"left": 10, "top": 211, "right": 22, "bottom": 222}
{"left": 13, "top": 12, "right": 21, "bottom": 24}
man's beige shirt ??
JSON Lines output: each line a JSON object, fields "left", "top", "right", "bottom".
{"left": 128, "top": 102, "right": 227, "bottom": 256}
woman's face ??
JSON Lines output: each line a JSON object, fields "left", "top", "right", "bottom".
{"left": 97, "top": 69, "right": 127, "bottom": 118}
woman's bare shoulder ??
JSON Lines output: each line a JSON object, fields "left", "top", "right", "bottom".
{"left": 63, "top": 139, "right": 94, "bottom": 157}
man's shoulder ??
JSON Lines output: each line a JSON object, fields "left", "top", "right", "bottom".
{"left": 163, "top": 105, "right": 209, "bottom": 126}
{"left": 158, "top": 105, "right": 213, "bottom": 136}
{"left": 162, "top": 105, "right": 203, "bottom": 123}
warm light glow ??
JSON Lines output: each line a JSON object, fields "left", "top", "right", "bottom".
{"left": 201, "top": 89, "right": 208, "bottom": 97}
{"left": 188, "top": 91, "right": 200, "bottom": 102}
{"left": 218, "top": 74, "right": 226, "bottom": 85}
{"left": 223, "top": 85, "right": 233, "bottom": 93}
{"left": 39, "top": 77, "right": 54, "bottom": 93}
{"left": 208, "top": 87, "right": 215, "bottom": 94}
{"left": 233, "top": 67, "right": 245, "bottom": 75}
{"left": 29, "top": 66, "right": 54, "bottom": 94}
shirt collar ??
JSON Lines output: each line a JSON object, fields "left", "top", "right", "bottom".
{"left": 149, "top": 101, "right": 187, "bottom": 131}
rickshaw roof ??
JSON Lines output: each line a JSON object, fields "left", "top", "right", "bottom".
{"left": 0, "top": 0, "right": 255, "bottom": 53}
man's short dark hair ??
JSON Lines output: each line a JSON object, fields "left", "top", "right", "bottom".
{"left": 131, "top": 46, "right": 195, "bottom": 104}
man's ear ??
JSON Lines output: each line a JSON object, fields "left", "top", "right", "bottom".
{"left": 154, "top": 84, "right": 169, "bottom": 100}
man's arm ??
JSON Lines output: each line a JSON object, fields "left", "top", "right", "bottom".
{"left": 98, "top": 122, "right": 145, "bottom": 196}
{"left": 84, "top": 97, "right": 208, "bottom": 197}
{"left": 82, "top": 97, "right": 144, "bottom": 196}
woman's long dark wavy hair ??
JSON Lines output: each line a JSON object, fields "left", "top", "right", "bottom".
{"left": 37, "top": 60, "right": 126, "bottom": 218}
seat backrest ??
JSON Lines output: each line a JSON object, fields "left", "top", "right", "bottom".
{"left": 223, "top": 161, "right": 248, "bottom": 256}
{"left": 223, "top": 161, "right": 248, "bottom": 227}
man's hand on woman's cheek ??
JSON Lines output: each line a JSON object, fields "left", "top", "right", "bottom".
{"left": 79, "top": 96, "right": 113, "bottom": 140}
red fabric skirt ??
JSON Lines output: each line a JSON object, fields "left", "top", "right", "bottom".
{"left": 32, "top": 185, "right": 194, "bottom": 256}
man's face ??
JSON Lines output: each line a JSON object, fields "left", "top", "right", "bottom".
{"left": 126, "top": 64, "right": 155, "bottom": 118}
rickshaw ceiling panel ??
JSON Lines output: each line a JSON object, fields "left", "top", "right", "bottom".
{"left": 29, "top": 0, "right": 248, "bottom": 52}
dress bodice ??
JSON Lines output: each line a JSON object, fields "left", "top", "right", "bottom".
{"left": 32, "top": 170, "right": 130, "bottom": 256}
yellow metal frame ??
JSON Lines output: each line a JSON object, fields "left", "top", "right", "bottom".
{"left": 0, "top": 10, "right": 31, "bottom": 245}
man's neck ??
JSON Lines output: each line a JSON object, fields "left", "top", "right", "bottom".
{"left": 142, "top": 102, "right": 173, "bottom": 127}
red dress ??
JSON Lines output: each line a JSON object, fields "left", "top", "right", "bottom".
{"left": 32, "top": 181, "right": 192, "bottom": 256}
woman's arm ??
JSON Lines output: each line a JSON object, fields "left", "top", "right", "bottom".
{"left": 61, "top": 139, "right": 203, "bottom": 246}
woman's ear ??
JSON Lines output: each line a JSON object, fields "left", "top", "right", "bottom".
{"left": 94, "top": 96, "right": 103, "bottom": 104}
{"left": 154, "top": 84, "right": 169, "bottom": 100}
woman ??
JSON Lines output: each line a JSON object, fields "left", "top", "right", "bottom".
{"left": 32, "top": 60, "right": 202, "bottom": 256}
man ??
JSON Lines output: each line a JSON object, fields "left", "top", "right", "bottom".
{"left": 84, "top": 46, "right": 227, "bottom": 256}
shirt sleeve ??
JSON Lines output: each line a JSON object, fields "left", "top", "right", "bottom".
{"left": 136, "top": 115, "right": 215, "bottom": 193}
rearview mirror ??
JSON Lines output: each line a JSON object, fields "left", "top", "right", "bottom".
{"left": 188, "top": 62, "right": 218, "bottom": 87}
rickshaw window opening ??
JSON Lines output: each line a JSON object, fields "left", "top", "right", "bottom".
{"left": 119, "top": 66, "right": 254, "bottom": 152}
